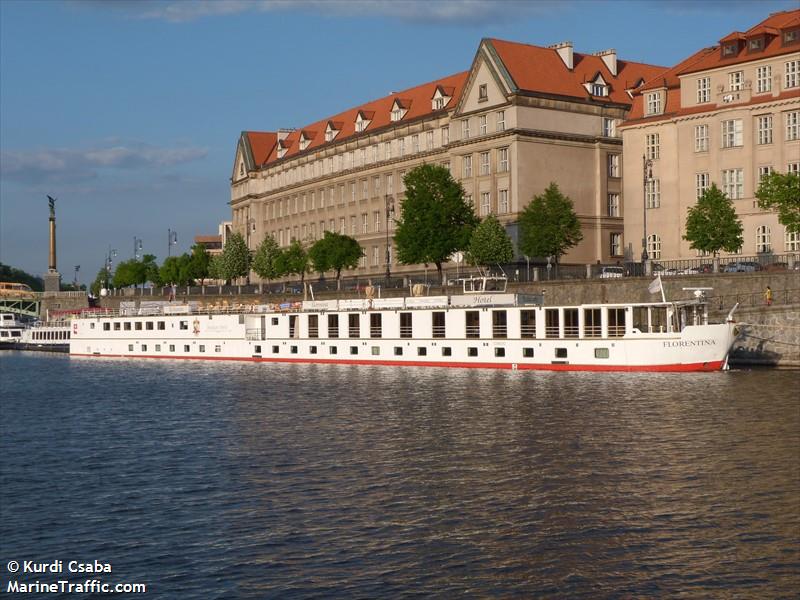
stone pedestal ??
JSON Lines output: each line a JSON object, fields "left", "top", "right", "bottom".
{"left": 44, "top": 270, "right": 61, "bottom": 292}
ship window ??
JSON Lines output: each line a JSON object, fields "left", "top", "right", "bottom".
{"left": 310, "top": 346, "right": 317, "bottom": 354}
{"left": 400, "top": 312, "right": 412, "bottom": 338}
{"left": 184, "top": 345, "right": 190, "bottom": 352}
{"left": 329, "top": 346, "right": 338, "bottom": 355}
{"left": 141, "top": 344, "right": 147, "bottom": 352}
{"left": 215, "top": 345, "right": 221, "bottom": 352}
{"left": 155, "top": 344, "right": 161, "bottom": 351}
{"left": 128, "top": 344, "right": 134, "bottom": 351}
{"left": 394, "top": 346, "right": 403, "bottom": 356}
{"left": 272, "top": 345, "right": 279, "bottom": 353}
{"left": 328, "top": 314, "right": 339, "bottom": 338}
{"left": 169, "top": 345, "right": 175, "bottom": 352}
{"left": 432, "top": 312, "right": 445, "bottom": 338}
{"left": 442, "top": 347, "right": 452, "bottom": 356}
{"left": 350, "top": 346, "right": 358, "bottom": 355}
{"left": 465, "top": 311, "right": 480, "bottom": 338}
{"left": 494, "top": 347, "right": 505, "bottom": 357}
{"left": 103, "top": 323, "right": 110, "bottom": 331}
{"left": 520, "top": 310, "right": 536, "bottom": 338}
{"left": 468, "top": 347, "right": 478, "bottom": 357}
{"left": 158, "top": 321, "right": 166, "bottom": 330}
{"left": 632, "top": 307, "right": 648, "bottom": 333}
{"left": 545, "top": 309, "right": 560, "bottom": 338}
{"left": 492, "top": 310, "right": 507, "bottom": 338}
{"left": 254, "top": 345, "right": 261, "bottom": 354}
{"left": 124, "top": 322, "right": 131, "bottom": 330}
{"left": 290, "top": 345, "right": 298, "bottom": 354}
{"left": 652, "top": 307, "right": 668, "bottom": 333}
{"left": 271, "top": 317, "right": 279, "bottom": 326}
{"left": 595, "top": 348, "right": 610, "bottom": 359}
{"left": 289, "top": 316, "right": 297, "bottom": 338}
{"left": 90, "top": 322, "right": 95, "bottom": 329}
{"left": 372, "top": 346, "right": 380, "bottom": 355}
{"left": 584, "top": 309, "right": 601, "bottom": 337}
{"left": 417, "top": 347, "right": 427, "bottom": 356}
{"left": 555, "top": 348, "right": 568, "bottom": 358}
{"left": 523, "top": 347, "right": 534, "bottom": 358}
{"left": 180, "top": 321, "right": 188, "bottom": 330}
{"left": 370, "top": 313, "right": 382, "bottom": 338}
{"left": 608, "top": 308, "right": 626, "bottom": 337}
{"left": 199, "top": 345, "right": 205, "bottom": 352}
{"left": 564, "top": 309, "right": 579, "bottom": 338}
{"left": 348, "top": 314, "right": 360, "bottom": 337}
{"left": 146, "top": 321, "right": 153, "bottom": 330}
{"left": 114, "top": 322, "right": 121, "bottom": 331}
{"left": 135, "top": 322, "right": 142, "bottom": 331}
{"left": 308, "top": 314, "right": 319, "bottom": 338}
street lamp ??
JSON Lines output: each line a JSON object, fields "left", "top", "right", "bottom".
{"left": 384, "top": 194, "right": 395, "bottom": 286}
{"left": 167, "top": 229, "right": 177, "bottom": 257}
{"left": 134, "top": 236, "right": 143, "bottom": 260}
{"left": 642, "top": 155, "right": 654, "bottom": 275}
{"left": 105, "top": 247, "right": 117, "bottom": 293}
{"left": 74, "top": 265, "right": 80, "bottom": 287}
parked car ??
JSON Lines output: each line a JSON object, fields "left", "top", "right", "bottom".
{"left": 724, "top": 261, "right": 762, "bottom": 273}
{"left": 652, "top": 263, "right": 679, "bottom": 276}
{"left": 598, "top": 266, "right": 624, "bottom": 278}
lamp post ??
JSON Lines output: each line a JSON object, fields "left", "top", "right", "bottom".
{"left": 74, "top": 265, "right": 80, "bottom": 287}
{"left": 105, "top": 247, "right": 117, "bottom": 293}
{"left": 167, "top": 229, "right": 177, "bottom": 257}
{"left": 641, "top": 155, "right": 654, "bottom": 276}
{"left": 133, "top": 236, "right": 143, "bottom": 260}
{"left": 384, "top": 195, "right": 395, "bottom": 286}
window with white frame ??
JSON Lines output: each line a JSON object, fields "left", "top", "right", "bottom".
{"left": 412, "top": 134, "right": 419, "bottom": 154}
{"left": 602, "top": 118, "right": 617, "bottom": 137}
{"left": 359, "top": 148, "right": 366, "bottom": 166}
{"left": 339, "top": 217, "right": 346, "bottom": 234}
{"left": 610, "top": 233, "right": 622, "bottom": 257}
{"left": 497, "top": 110, "right": 505, "bottom": 132}
{"left": 362, "top": 179, "right": 369, "bottom": 200}
{"left": 426, "top": 131, "right": 434, "bottom": 150}
{"left": 310, "top": 222, "right": 317, "bottom": 240}
{"left": 647, "top": 234, "right": 661, "bottom": 259}
{"left": 722, "top": 168, "right": 744, "bottom": 199}
{"left": 398, "top": 138, "right": 405, "bottom": 156}
{"left": 646, "top": 133, "right": 660, "bottom": 159}
{"left": 441, "top": 126, "right": 449, "bottom": 145}
{"left": 399, "top": 171, "right": 406, "bottom": 193}
{"left": 479, "top": 152, "right": 490, "bottom": 176}
{"left": 386, "top": 173, "right": 393, "bottom": 195}
{"left": 592, "top": 83, "right": 608, "bottom": 97}
{"left": 694, "top": 124, "right": 709, "bottom": 152}
{"left": 373, "top": 175, "right": 380, "bottom": 196}
{"left": 465, "top": 193, "right": 473, "bottom": 208}
{"left": 786, "top": 59, "right": 799, "bottom": 88}
{"left": 339, "top": 184, "right": 345, "bottom": 205}
{"left": 646, "top": 92, "right": 661, "bottom": 115}
{"left": 756, "top": 225, "right": 771, "bottom": 253}
{"left": 374, "top": 210, "right": 381, "bottom": 232}
{"left": 350, "top": 215, "right": 357, "bottom": 235}
{"left": 478, "top": 83, "right": 488, "bottom": 100}
{"left": 462, "top": 155, "right": 472, "bottom": 177}
{"left": 480, "top": 192, "right": 491, "bottom": 216}
{"left": 310, "top": 191, "right": 315, "bottom": 210}
{"left": 646, "top": 179, "right": 661, "bottom": 208}
{"left": 607, "top": 154, "right": 620, "bottom": 177}
{"left": 372, "top": 144, "right": 379, "bottom": 163}
{"left": 786, "top": 230, "right": 800, "bottom": 252}
{"left": 607, "top": 193, "right": 620, "bottom": 216}
{"left": 758, "top": 165, "right": 774, "bottom": 183}
{"left": 757, "top": 115, "right": 773, "bottom": 145}
{"left": 786, "top": 111, "right": 799, "bottom": 140}
{"left": 721, "top": 119, "right": 743, "bottom": 147}
{"left": 498, "top": 147, "right": 509, "bottom": 172}
{"left": 433, "top": 96, "right": 445, "bottom": 110}
{"left": 498, "top": 189, "right": 509, "bottom": 214}
{"left": 729, "top": 71, "right": 744, "bottom": 91}
{"left": 756, "top": 65, "right": 772, "bottom": 93}
{"left": 696, "top": 77, "right": 711, "bottom": 103}
{"left": 391, "top": 106, "right": 403, "bottom": 122}
{"left": 385, "top": 141, "right": 391, "bottom": 160}
{"left": 328, "top": 219, "right": 334, "bottom": 232}
{"left": 351, "top": 181, "right": 356, "bottom": 202}
{"left": 479, "top": 115, "right": 487, "bottom": 135}
{"left": 372, "top": 245, "right": 380, "bottom": 266}
{"left": 788, "top": 162, "right": 800, "bottom": 175}
{"left": 461, "top": 119, "right": 470, "bottom": 139}
{"left": 695, "top": 172, "right": 710, "bottom": 199}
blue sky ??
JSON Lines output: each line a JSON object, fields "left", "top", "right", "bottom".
{"left": 1, "top": 0, "right": 794, "bottom": 283}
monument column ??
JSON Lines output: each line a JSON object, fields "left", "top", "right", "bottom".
{"left": 44, "top": 195, "right": 61, "bottom": 292}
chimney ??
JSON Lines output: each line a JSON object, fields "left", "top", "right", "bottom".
{"left": 549, "top": 41, "right": 573, "bottom": 70}
{"left": 594, "top": 49, "right": 618, "bottom": 76}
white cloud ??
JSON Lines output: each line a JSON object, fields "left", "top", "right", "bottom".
{"left": 0, "top": 142, "right": 208, "bottom": 185}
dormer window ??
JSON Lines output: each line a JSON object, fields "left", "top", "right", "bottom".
{"left": 391, "top": 108, "right": 402, "bottom": 121}
{"left": 355, "top": 111, "right": 373, "bottom": 134}
{"left": 645, "top": 92, "right": 661, "bottom": 115}
{"left": 299, "top": 131, "right": 314, "bottom": 151}
{"left": 390, "top": 99, "right": 409, "bottom": 122}
{"left": 722, "top": 43, "right": 737, "bottom": 57}
{"left": 433, "top": 97, "right": 444, "bottom": 110}
{"left": 324, "top": 121, "right": 340, "bottom": 143}
{"left": 784, "top": 29, "right": 799, "bottom": 45}
{"left": 431, "top": 86, "right": 453, "bottom": 111}
{"left": 748, "top": 37, "right": 764, "bottom": 52}
{"left": 592, "top": 83, "right": 608, "bottom": 97}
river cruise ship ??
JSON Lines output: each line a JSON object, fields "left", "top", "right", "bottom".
{"left": 69, "top": 278, "right": 738, "bottom": 372}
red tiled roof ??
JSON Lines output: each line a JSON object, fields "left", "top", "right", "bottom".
{"left": 243, "top": 131, "right": 277, "bottom": 166}
{"left": 488, "top": 38, "right": 666, "bottom": 105}
{"left": 194, "top": 235, "right": 222, "bottom": 244}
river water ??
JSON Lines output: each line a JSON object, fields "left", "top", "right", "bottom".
{"left": 1, "top": 352, "right": 798, "bottom": 598}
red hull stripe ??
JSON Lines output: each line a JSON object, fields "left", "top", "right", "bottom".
{"left": 69, "top": 353, "right": 725, "bottom": 372}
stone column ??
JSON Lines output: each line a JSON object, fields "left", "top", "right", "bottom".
{"left": 44, "top": 195, "right": 61, "bottom": 292}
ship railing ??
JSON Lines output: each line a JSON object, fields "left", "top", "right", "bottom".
{"left": 245, "top": 328, "right": 263, "bottom": 341}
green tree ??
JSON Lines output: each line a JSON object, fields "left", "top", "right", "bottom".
{"left": 468, "top": 214, "right": 514, "bottom": 269}
{"left": 683, "top": 183, "right": 743, "bottom": 257}
{"left": 208, "top": 255, "right": 224, "bottom": 283}
{"left": 188, "top": 244, "right": 211, "bottom": 286}
{"left": 160, "top": 254, "right": 193, "bottom": 286}
{"left": 275, "top": 238, "right": 310, "bottom": 284}
{"left": 756, "top": 171, "right": 800, "bottom": 234}
{"left": 252, "top": 235, "right": 283, "bottom": 284}
{"left": 518, "top": 182, "right": 583, "bottom": 266}
{"left": 394, "top": 164, "right": 479, "bottom": 284}
{"left": 142, "top": 254, "right": 161, "bottom": 287}
{"left": 112, "top": 259, "right": 144, "bottom": 288}
{"left": 90, "top": 267, "right": 108, "bottom": 296}
{"left": 220, "top": 232, "right": 251, "bottom": 284}
{"left": 308, "top": 232, "right": 363, "bottom": 288}
{"left": 0, "top": 263, "right": 44, "bottom": 291}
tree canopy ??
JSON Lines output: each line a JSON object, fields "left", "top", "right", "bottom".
{"left": 308, "top": 232, "right": 363, "bottom": 285}
{"left": 188, "top": 244, "right": 211, "bottom": 286}
{"left": 159, "top": 254, "right": 193, "bottom": 286}
{"left": 0, "top": 262, "right": 43, "bottom": 291}
{"left": 518, "top": 182, "right": 583, "bottom": 264}
{"left": 683, "top": 183, "right": 743, "bottom": 257}
{"left": 467, "top": 214, "right": 514, "bottom": 269}
{"left": 394, "top": 164, "right": 479, "bottom": 283}
{"left": 756, "top": 171, "right": 800, "bottom": 234}
{"left": 252, "top": 235, "right": 282, "bottom": 283}
{"left": 219, "top": 232, "right": 251, "bottom": 283}
{"left": 275, "top": 238, "right": 310, "bottom": 283}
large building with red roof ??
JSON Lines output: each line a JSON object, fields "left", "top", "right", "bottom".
{"left": 621, "top": 10, "right": 800, "bottom": 265}
{"left": 231, "top": 36, "right": 666, "bottom": 281}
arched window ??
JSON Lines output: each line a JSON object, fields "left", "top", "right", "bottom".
{"left": 756, "top": 225, "right": 771, "bottom": 253}
{"left": 785, "top": 229, "right": 800, "bottom": 252}
{"left": 647, "top": 233, "right": 661, "bottom": 260}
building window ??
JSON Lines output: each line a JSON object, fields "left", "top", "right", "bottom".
{"left": 479, "top": 115, "right": 487, "bottom": 135}
{"left": 722, "top": 168, "right": 744, "bottom": 199}
{"left": 756, "top": 65, "right": 772, "bottom": 93}
{"left": 695, "top": 172, "right": 710, "bottom": 199}
{"left": 498, "top": 147, "right": 509, "bottom": 172}
{"left": 607, "top": 154, "right": 620, "bottom": 178}
{"left": 646, "top": 133, "right": 660, "bottom": 159}
{"left": 607, "top": 193, "right": 619, "bottom": 216}
{"left": 786, "top": 60, "right": 799, "bottom": 89}
{"left": 497, "top": 110, "right": 505, "bottom": 132}
{"left": 786, "top": 111, "right": 799, "bottom": 141}
{"left": 757, "top": 115, "right": 773, "bottom": 145}
{"left": 646, "top": 179, "right": 661, "bottom": 208}
{"left": 694, "top": 124, "right": 709, "bottom": 152}
{"left": 441, "top": 125, "right": 449, "bottom": 145}
{"left": 479, "top": 151, "right": 490, "bottom": 175}
{"left": 788, "top": 162, "right": 800, "bottom": 175}
{"left": 786, "top": 230, "right": 800, "bottom": 252}
{"left": 461, "top": 119, "right": 470, "bottom": 139}
{"left": 462, "top": 155, "right": 472, "bottom": 177}
{"left": 696, "top": 77, "right": 711, "bottom": 103}
{"left": 602, "top": 117, "right": 616, "bottom": 137}
{"left": 645, "top": 92, "right": 661, "bottom": 115}
{"left": 498, "top": 189, "right": 509, "bottom": 214}
{"left": 610, "top": 233, "right": 622, "bottom": 257}
{"left": 647, "top": 233, "right": 661, "bottom": 260}
{"left": 385, "top": 141, "right": 391, "bottom": 160}
{"left": 426, "top": 130, "right": 434, "bottom": 150}
{"left": 721, "top": 119, "right": 743, "bottom": 148}
{"left": 478, "top": 83, "right": 488, "bottom": 100}
{"left": 592, "top": 83, "right": 608, "bottom": 96}
{"left": 785, "top": 29, "right": 799, "bottom": 44}
{"left": 758, "top": 165, "right": 774, "bottom": 183}
{"left": 480, "top": 192, "right": 491, "bottom": 216}
{"left": 729, "top": 71, "right": 744, "bottom": 91}
{"left": 386, "top": 173, "right": 393, "bottom": 195}
{"left": 374, "top": 210, "right": 381, "bottom": 232}
{"left": 756, "top": 225, "right": 771, "bottom": 253}
{"left": 398, "top": 138, "right": 405, "bottom": 156}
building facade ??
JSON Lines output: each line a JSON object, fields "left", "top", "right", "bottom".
{"left": 621, "top": 10, "right": 800, "bottom": 263}
{"left": 230, "top": 38, "right": 664, "bottom": 281}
